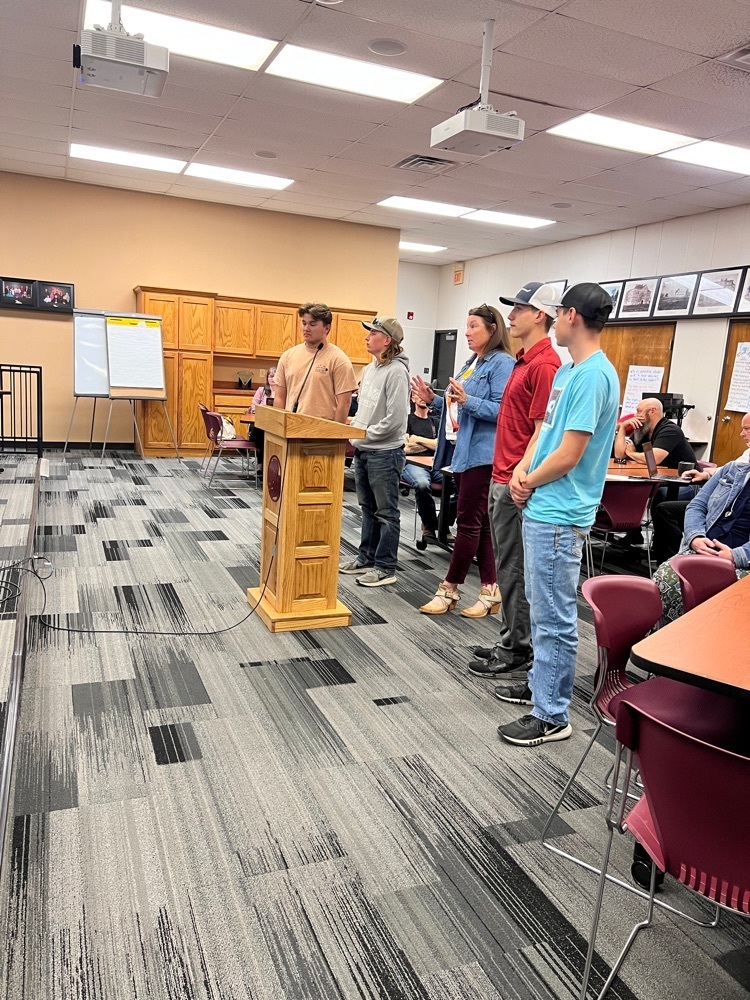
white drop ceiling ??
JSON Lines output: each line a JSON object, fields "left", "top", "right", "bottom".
{"left": 3, "top": 0, "right": 750, "bottom": 265}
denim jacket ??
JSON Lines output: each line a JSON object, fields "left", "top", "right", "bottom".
{"left": 429, "top": 348, "right": 514, "bottom": 473}
{"left": 680, "top": 460, "right": 750, "bottom": 568}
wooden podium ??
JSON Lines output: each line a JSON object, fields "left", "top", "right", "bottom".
{"left": 247, "top": 407, "right": 365, "bottom": 632}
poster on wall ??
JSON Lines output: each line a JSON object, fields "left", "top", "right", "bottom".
{"left": 618, "top": 277, "right": 658, "bottom": 319}
{"left": 725, "top": 342, "right": 750, "bottom": 413}
{"left": 621, "top": 365, "right": 665, "bottom": 415}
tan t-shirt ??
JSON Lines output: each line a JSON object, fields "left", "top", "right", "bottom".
{"left": 273, "top": 341, "right": 357, "bottom": 421}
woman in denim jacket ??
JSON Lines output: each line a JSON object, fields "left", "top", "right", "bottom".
{"left": 655, "top": 458, "right": 750, "bottom": 623}
{"left": 412, "top": 305, "right": 515, "bottom": 616}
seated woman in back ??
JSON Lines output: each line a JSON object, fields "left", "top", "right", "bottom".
{"left": 246, "top": 366, "right": 277, "bottom": 469}
{"left": 654, "top": 455, "right": 750, "bottom": 624}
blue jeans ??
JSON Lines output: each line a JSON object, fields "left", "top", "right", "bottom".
{"left": 522, "top": 516, "right": 588, "bottom": 726}
{"left": 354, "top": 447, "right": 405, "bottom": 572}
{"left": 401, "top": 462, "right": 442, "bottom": 533}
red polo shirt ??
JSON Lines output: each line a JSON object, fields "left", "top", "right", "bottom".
{"left": 492, "top": 337, "right": 561, "bottom": 484}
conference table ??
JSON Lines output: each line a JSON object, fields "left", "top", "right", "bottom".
{"left": 630, "top": 573, "right": 750, "bottom": 701}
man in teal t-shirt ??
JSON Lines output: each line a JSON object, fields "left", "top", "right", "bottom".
{"left": 496, "top": 283, "right": 619, "bottom": 747}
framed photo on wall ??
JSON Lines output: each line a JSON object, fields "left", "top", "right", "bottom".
{"left": 0, "top": 277, "right": 36, "bottom": 309}
{"left": 618, "top": 277, "right": 658, "bottom": 319}
{"left": 735, "top": 270, "right": 750, "bottom": 312}
{"left": 693, "top": 268, "right": 742, "bottom": 315}
{"left": 37, "top": 281, "right": 74, "bottom": 312}
{"left": 545, "top": 279, "right": 567, "bottom": 302}
{"left": 599, "top": 281, "right": 623, "bottom": 316}
{"left": 653, "top": 273, "right": 698, "bottom": 318}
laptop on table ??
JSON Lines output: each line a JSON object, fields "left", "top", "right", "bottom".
{"left": 642, "top": 441, "right": 694, "bottom": 484}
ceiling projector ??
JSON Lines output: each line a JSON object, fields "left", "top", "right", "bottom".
{"left": 73, "top": 2, "right": 169, "bottom": 98}
{"left": 430, "top": 108, "right": 525, "bottom": 156}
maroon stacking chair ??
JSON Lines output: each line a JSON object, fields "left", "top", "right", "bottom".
{"left": 541, "top": 577, "right": 660, "bottom": 872}
{"left": 696, "top": 460, "right": 717, "bottom": 473}
{"left": 670, "top": 553, "right": 737, "bottom": 613}
{"left": 586, "top": 479, "right": 656, "bottom": 577}
{"left": 205, "top": 411, "right": 259, "bottom": 487}
{"left": 580, "top": 676, "right": 750, "bottom": 1000}
{"left": 198, "top": 403, "right": 214, "bottom": 474}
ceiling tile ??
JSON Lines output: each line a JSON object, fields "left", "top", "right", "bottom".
{"left": 455, "top": 52, "right": 638, "bottom": 110}
{"left": 538, "top": 181, "right": 649, "bottom": 206}
{"left": 167, "top": 185, "right": 268, "bottom": 207}
{"left": 337, "top": 0, "right": 547, "bottom": 46}
{"left": 653, "top": 61, "right": 750, "bottom": 114}
{"left": 0, "top": 76, "right": 72, "bottom": 110}
{"left": 148, "top": 83, "right": 240, "bottom": 117}
{"left": 138, "top": 0, "right": 304, "bottom": 37}
{"left": 69, "top": 127, "right": 197, "bottom": 161}
{"left": 0, "top": 97, "right": 70, "bottom": 126}
{"left": 72, "top": 89, "right": 223, "bottom": 134}
{"left": 598, "top": 89, "right": 750, "bottom": 138}
{"left": 163, "top": 56, "right": 252, "bottom": 96}
{"left": 0, "top": 50, "right": 72, "bottom": 88}
{"left": 287, "top": 6, "right": 480, "bottom": 79}
{"left": 499, "top": 14, "right": 703, "bottom": 86}
{"left": 267, "top": 190, "right": 372, "bottom": 211}
{"left": 333, "top": 143, "right": 404, "bottom": 167}
{"left": 0, "top": 19, "right": 77, "bottom": 62}
{"left": 201, "top": 136, "right": 336, "bottom": 169}
{"left": 0, "top": 133, "right": 65, "bottom": 155}
{"left": 246, "top": 75, "right": 401, "bottom": 124}
{"left": 587, "top": 157, "right": 744, "bottom": 195}
{"left": 0, "top": 115, "right": 69, "bottom": 143}
{"left": 0, "top": 146, "right": 66, "bottom": 167}
{"left": 560, "top": 0, "right": 750, "bottom": 58}
{"left": 501, "top": 132, "right": 647, "bottom": 170}
{"left": 258, "top": 202, "right": 349, "bottom": 220}
{"left": 226, "top": 99, "right": 375, "bottom": 142}
{"left": 71, "top": 112, "right": 209, "bottom": 151}
{"left": 0, "top": 161, "right": 65, "bottom": 179}
{"left": 8, "top": 0, "right": 78, "bottom": 31}
{"left": 67, "top": 168, "right": 173, "bottom": 194}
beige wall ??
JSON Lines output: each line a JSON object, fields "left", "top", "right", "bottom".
{"left": 0, "top": 172, "right": 399, "bottom": 443}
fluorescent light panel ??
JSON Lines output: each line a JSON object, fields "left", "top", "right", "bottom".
{"left": 267, "top": 45, "right": 441, "bottom": 103}
{"left": 185, "top": 163, "right": 293, "bottom": 189}
{"left": 70, "top": 142, "right": 186, "bottom": 173}
{"left": 660, "top": 140, "right": 750, "bottom": 174}
{"left": 548, "top": 113, "right": 697, "bottom": 155}
{"left": 379, "top": 196, "right": 472, "bottom": 217}
{"left": 463, "top": 209, "right": 554, "bottom": 229}
{"left": 84, "top": 0, "right": 277, "bottom": 69}
{"left": 399, "top": 241, "right": 447, "bottom": 252}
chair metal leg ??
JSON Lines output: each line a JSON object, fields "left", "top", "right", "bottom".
{"left": 542, "top": 720, "right": 603, "bottom": 849}
{"left": 207, "top": 445, "right": 224, "bottom": 487}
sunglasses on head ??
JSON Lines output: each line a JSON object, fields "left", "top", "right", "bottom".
{"left": 475, "top": 303, "right": 496, "bottom": 322}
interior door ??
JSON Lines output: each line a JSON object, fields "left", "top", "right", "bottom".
{"left": 712, "top": 321, "right": 750, "bottom": 466}
{"left": 599, "top": 324, "right": 674, "bottom": 404}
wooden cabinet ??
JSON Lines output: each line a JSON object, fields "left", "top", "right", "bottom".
{"left": 141, "top": 350, "right": 178, "bottom": 450}
{"left": 179, "top": 352, "right": 213, "bottom": 448}
{"left": 136, "top": 289, "right": 178, "bottom": 349}
{"left": 214, "top": 392, "right": 252, "bottom": 437}
{"left": 255, "top": 304, "right": 297, "bottom": 359}
{"left": 214, "top": 300, "right": 255, "bottom": 355}
{"left": 331, "top": 311, "right": 371, "bottom": 365}
{"left": 179, "top": 295, "right": 214, "bottom": 351}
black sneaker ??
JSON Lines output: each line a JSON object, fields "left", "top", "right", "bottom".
{"left": 493, "top": 680, "right": 534, "bottom": 705}
{"left": 468, "top": 657, "right": 530, "bottom": 678}
{"left": 472, "top": 645, "right": 496, "bottom": 660}
{"left": 498, "top": 714, "right": 572, "bottom": 746}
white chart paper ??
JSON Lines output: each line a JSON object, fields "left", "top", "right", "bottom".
{"left": 621, "top": 365, "right": 664, "bottom": 415}
{"left": 106, "top": 317, "right": 165, "bottom": 390}
{"left": 726, "top": 342, "right": 750, "bottom": 413}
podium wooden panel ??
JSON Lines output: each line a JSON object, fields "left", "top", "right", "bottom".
{"left": 247, "top": 407, "right": 365, "bottom": 632}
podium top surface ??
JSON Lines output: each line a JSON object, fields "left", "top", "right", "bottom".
{"left": 256, "top": 406, "right": 365, "bottom": 440}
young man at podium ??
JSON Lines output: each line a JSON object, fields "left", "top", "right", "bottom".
{"left": 341, "top": 317, "right": 410, "bottom": 587}
{"left": 273, "top": 302, "right": 357, "bottom": 422}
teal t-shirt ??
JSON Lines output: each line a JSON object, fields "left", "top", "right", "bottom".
{"left": 525, "top": 350, "right": 619, "bottom": 528}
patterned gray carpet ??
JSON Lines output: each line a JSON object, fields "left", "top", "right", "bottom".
{"left": 0, "top": 452, "right": 747, "bottom": 999}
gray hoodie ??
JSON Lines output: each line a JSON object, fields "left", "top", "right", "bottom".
{"left": 350, "top": 353, "right": 410, "bottom": 451}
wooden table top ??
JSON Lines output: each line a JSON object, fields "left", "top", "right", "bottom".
{"left": 405, "top": 454, "right": 434, "bottom": 469}
{"left": 239, "top": 413, "right": 255, "bottom": 423}
{"left": 606, "top": 462, "right": 678, "bottom": 479}
{"left": 631, "top": 573, "right": 750, "bottom": 699}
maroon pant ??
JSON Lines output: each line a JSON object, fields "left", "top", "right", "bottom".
{"left": 446, "top": 465, "right": 496, "bottom": 585}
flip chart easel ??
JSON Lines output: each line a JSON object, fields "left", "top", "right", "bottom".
{"left": 101, "top": 315, "right": 179, "bottom": 460}
{"left": 63, "top": 310, "right": 111, "bottom": 453}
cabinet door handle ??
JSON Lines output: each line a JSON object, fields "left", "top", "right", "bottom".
{"left": 721, "top": 416, "right": 731, "bottom": 423}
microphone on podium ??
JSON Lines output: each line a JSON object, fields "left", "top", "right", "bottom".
{"left": 291, "top": 342, "right": 323, "bottom": 413}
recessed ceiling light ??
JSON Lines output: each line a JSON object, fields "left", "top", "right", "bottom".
{"left": 254, "top": 150, "right": 278, "bottom": 159}
{"left": 660, "top": 140, "right": 750, "bottom": 174}
{"left": 547, "top": 113, "right": 697, "bottom": 155}
{"left": 70, "top": 142, "right": 186, "bottom": 173}
{"left": 266, "top": 45, "right": 441, "bottom": 102}
{"left": 378, "top": 196, "right": 473, "bottom": 217}
{"left": 463, "top": 209, "right": 555, "bottom": 229}
{"left": 84, "top": 0, "right": 277, "bottom": 70}
{"left": 185, "top": 163, "right": 293, "bottom": 189}
{"left": 368, "top": 39, "right": 407, "bottom": 56}
{"left": 399, "top": 241, "right": 447, "bottom": 252}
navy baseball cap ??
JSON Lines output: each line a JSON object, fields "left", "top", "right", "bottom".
{"left": 499, "top": 282, "right": 560, "bottom": 319}
{"left": 544, "top": 282, "right": 613, "bottom": 323}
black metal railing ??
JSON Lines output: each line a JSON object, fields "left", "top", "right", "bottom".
{"left": 0, "top": 365, "right": 43, "bottom": 457}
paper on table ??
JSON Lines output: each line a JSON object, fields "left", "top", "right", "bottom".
{"left": 621, "top": 365, "right": 664, "bottom": 416}
{"left": 106, "top": 318, "right": 164, "bottom": 389}
{"left": 726, "top": 342, "right": 750, "bottom": 413}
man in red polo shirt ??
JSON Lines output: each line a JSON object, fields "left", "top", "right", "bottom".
{"left": 467, "top": 282, "right": 562, "bottom": 677}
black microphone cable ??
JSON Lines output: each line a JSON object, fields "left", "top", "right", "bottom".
{"left": 291, "top": 341, "right": 323, "bottom": 413}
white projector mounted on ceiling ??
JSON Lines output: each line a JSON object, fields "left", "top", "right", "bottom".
{"left": 74, "top": 1, "right": 169, "bottom": 98}
{"left": 430, "top": 108, "right": 525, "bottom": 156}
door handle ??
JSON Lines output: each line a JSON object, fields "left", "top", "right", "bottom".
{"left": 722, "top": 416, "right": 731, "bottom": 423}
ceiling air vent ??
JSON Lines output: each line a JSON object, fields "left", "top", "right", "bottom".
{"left": 393, "top": 154, "right": 457, "bottom": 173}
{"left": 718, "top": 46, "right": 750, "bottom": 71}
